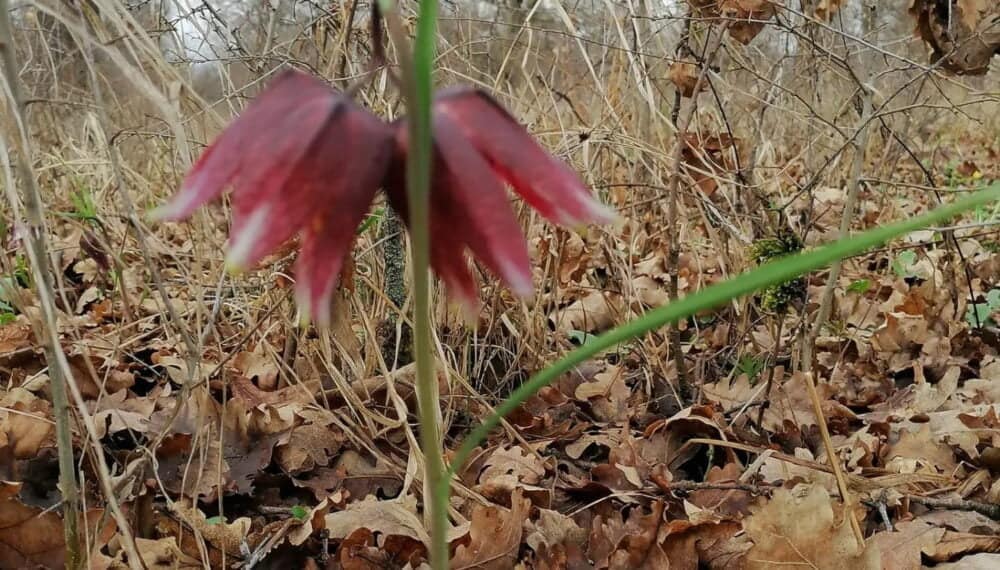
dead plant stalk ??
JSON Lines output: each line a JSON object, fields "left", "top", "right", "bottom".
{"left": 0, "top": 3, "right": 143, "bottom": 567}
{"left": 802, "top": 2, "right": 878, "bottom": 368}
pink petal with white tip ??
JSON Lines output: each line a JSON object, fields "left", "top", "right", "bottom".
{"left": 432, "top": 116, "right": 534, "bottom": 298}
{"left": 434, "top": 88, "right": 616, "bottom": 227}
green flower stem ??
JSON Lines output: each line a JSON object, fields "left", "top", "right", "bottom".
{"left": 381, "top": 0, "right": 448, "bottom": 567}
{"left": 441, "top": 182, "right": 1000, "bottom": 489}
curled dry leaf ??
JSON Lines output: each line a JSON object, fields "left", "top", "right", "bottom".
{"left": 549, "top": 291, "right": 623, "bottom": 334}
{"left": 450, "top": 488, "right": 531, "bottom": 570}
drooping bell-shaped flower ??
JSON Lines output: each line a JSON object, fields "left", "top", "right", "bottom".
{"left": 153, "top": 70, "right": 394, "bottom": 322}
{"left": 384, "top": 88, "right": 616, "bottom": 310}
{"left": 155, "top": 70, "right": 613, "bottom": 324}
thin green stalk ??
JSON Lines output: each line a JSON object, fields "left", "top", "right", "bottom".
{"left": 380, "top": 1, "right": 448, "bottom": 567}
{"left": 441, "top": 183, "right": 1000, "bottom": 487}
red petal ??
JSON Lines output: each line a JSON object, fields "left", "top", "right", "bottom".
{"left": 283, "top": 118, "right": 393, "bottom": 324}
{"left": 432, "top": 115, "right": 534, "bottom": 298}
{"left": 159, "top": 68, "right": 391, "bottom": 279}
{"left": 384, "top": 136, "right": 480, "bottom": 309}
{"left": 226, "top": 100, "right": 391, "bottom": 270}
{"left": 154, "top": 69, "right": 332, "bottom": 221}
{"left": 434, "top": 89, "right": 615, "bottom": 226}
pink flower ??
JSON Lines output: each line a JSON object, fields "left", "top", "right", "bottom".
{"left": 155, "top": 70, "right": 614, "bottom": 323}
{"left": 153, "top": 70, "right": 394, "bottom": 322}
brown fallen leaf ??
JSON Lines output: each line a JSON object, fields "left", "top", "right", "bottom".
{"left": 0, "top": 388, "right": 53, "bottom": 459}
{"left": 324, "top": 495, "right": 429, "bottom": 548}
{"left": 451, "top": 488, "right": 531, "bottom": 569}
{"left": 549, "top": 291, "right": 623, "bottom": 334}
{"left": 744, "top": 484, "right": 879, "bottom": 569}
{"left": 275, "top": 408, "right": 345, "bottom": 473}
{"left": 574, "top": 365, "right": 632, "bottom": 423}
{"left": 669, "top": 61, "right": 706, "bottom": 98}
{"left": 872, "top": 519, "right": 945, "bottom": 570}
{"left": 0, "top": 482, "right": 113, "bottom": 569}
{"left": 922, "top": 529, "right": 1000, "bottom": 563}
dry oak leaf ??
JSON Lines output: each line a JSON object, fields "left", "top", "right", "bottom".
{"left": 872, "top": 519, "right": 945, "bottom": 570}
{"left": 451, "top": 488, "right": 531, "bottom": 570}
{"left": 744, "top": 484, "right": 879, "bottom": 569}
{"left": 232, "top": 343, "right": 280, "bottom": 391}
{"left": 275, "top": 408, "right": 345, "bottom": 473}
{"left": 0, "top": 388, "right": 53, "bottom": 459}
{"left": 549, "top": 291, "right": 623, "bottom": 334}
{"left": 324, "top": 495, "right": 429, "bottom": 547}
{"left": 574, "top": 365, "right": 631, "bottom": 423}
{"left": 0, "top": 481, "right": 70, "bottom": 568}
{"left": 100, "top": 536, "right": 201, "bottom": 570}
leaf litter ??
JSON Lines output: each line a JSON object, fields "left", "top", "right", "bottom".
{"left": 2, "top": 2, "right": 1000, "bottom": 569}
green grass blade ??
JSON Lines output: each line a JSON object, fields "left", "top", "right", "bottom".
{"left": 442, "top": 182, "right": 1000, "bottom": 488}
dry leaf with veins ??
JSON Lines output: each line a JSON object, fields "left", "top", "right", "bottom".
{"left": 574, "top": 365, "right": 631, "bottom": 422}
{"left": 451, "top": 488, "right": 531, "bottom": 570}
{"left": 744, "top": 484, "right": 879, "bottom": 569}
